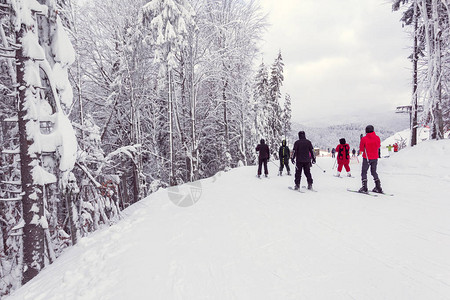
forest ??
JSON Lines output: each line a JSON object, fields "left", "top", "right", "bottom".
{"left": 0, "top": 0, "right": 290, "bottom": 295}
{"left": 0, "top": 0, "right": 449, "bottom": 297}
{"left": 393, "top": 0, "right": 450, "bottom": 144}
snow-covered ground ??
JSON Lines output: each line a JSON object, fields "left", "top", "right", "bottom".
{"left": 8, "top": 140, "right": 450, "bottom": 300}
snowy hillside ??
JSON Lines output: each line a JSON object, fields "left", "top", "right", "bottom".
{"left": 8, "top": 140, "right": 450, "bottom": 300}
{"left": 290, "top": 112, "right": 410, "bottom": 151}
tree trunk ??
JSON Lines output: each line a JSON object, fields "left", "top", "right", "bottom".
{"left": 16, "top": 24, "right": 45, "bottom": 284}
{"left": 66, "top": 192, "right": 78, "bottom": 245}
{"left": 420, "top": 0, "right": 444, "bottom": 140}
{"left": 168, "top": 69, "right": 175, "bottom": 186}
{"left": 189, "top": 43, "right": 197, "bottom": 181}
{"left": 411, "top": 0, "right": 419, "bottom": 146}
{"left": 222, "top": 78, "right": 229, "bottom": 153}
{"left": 430, "top": 0, "right": 444, "bottom": 139}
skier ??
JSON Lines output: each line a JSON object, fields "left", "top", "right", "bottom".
{"left": 331, "top": 148, "right": 336, "bottom": 158}
{"left": 256, "top": 139, "right": 270, "bottom": 178}
{"left": 291, "top": 131, "right": 316, "bottom": 190}
{"left": 335, "top": 138, "right": 351, "bottom": 177}
{"left": 386, "top": 144, "right": 393, "bottom": 157}
{"left": 278, "top": 140, "right": 291, "bottom": 176}
{"left": 352, "top": 148, "right": 356, "bottom": 157}
{"left": 359, "top": 125, "right": 383, "bottom": 193}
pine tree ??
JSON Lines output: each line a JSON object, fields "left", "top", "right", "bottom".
{"left": 268, "top": 51, "right": 284, "bottom": 154}
{"left": 283, "top": 93, "right": 292, "bottom": 139}
{"left": 253, "top": 61, "right": 270, "bottom": 140}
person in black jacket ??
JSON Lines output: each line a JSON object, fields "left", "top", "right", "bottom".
{"left": 256, "top": 139, "right": 270, "bottom": 178}
{"left": 278, "top": 140, "right": 291, "bottom": 176}
{"left": 291, "top": 131, "right": 316, "bottom": 190}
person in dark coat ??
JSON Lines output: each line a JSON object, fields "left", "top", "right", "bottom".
{"left": 331, "top": 148, "right": 336, "bottom": 158}
{"left": 359, "top": 125, "right": 383, "bottom": 193}
{"left": 256, "top": 139, "right": 270, "bottom": 177}
{"left": 291, "top": 131, "right": 316, "bottom": 190}
{"left": 278, "top": 140, "right": 291, "bottom": 176}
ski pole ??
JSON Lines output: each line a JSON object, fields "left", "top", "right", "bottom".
{"left": 332, "top": 159, "right": 337, "bottom": 170}
{"left": 270, "top": 160, "right": 279, "bottom": 168}
{"left": 315, "top": 163, "right": 326, "bottom": 173}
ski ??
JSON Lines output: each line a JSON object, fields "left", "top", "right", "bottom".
{"left": 288, "top": 186, "right": 305, "bottom": 193}
{"left": 301, "top": 186, "right": 318, "bottom": 192}
{"left": 372, "top": 191, "right": 394, "bottom": 197}
{"left": 347, "top": 188, "right": 378, "bottom": 197}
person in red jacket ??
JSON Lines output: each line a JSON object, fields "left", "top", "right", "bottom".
{"left": 335, "top": 138, "right": 351, "bottom": 177}
{"left": 359, "top": 125, "right": 383, "bottom": 193}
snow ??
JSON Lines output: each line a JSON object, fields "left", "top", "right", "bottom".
{"left": 40, "top": 216, "right": 49, "bottom": 230}
{"left": 11, "top": 0, "right": 47, "bottom": 32}
{"left": 52, "top": 63, "right": 74, "bottom": 108}
{"left": 16, "top": 3, "right": 78, "bottom": 189}
{"left": 11, "top": 219, "right": 25, "bottom": 231}
{"left": 29, "top": 214, "right": 40, "bottom": 226}
{"left": 51, "top": 16, "right": 76, "bottom": 108}
{"left": 32, "top": 165, "right": 57, "bottom": 185}
{"left": 21, "top": 31, "right": 45, "bottom": 61}
{"left": 105, "top": 145, "right": 138, "bottom": 161}
{"left": 8, "top": 140, "right": 450, "bottom": 299}
{"left": 55, "top": 112, "right": 77, "bottom": 172}
{"left": 51, "top": 17, "right": 76, "bottom": 66}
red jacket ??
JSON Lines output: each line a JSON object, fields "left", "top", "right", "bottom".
{"left": 359, "top": 132, "right": 381, "bottom": 160}
{"left": 336, "top": 143, "right": 350, "bottom": 163}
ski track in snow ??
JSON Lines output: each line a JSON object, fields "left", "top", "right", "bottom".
{"left": 8, "top": 140, "right": 450, "bottom": 300}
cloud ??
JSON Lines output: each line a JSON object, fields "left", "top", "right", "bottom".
{"left": 259, "top": 0, "right": 412, "bottom": 124}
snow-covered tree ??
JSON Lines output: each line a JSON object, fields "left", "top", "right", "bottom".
{"left": 283, "top": 93, "right": 292, "bottom": 139}
{"left": 253, "top": 61, "right": 270, "bottom": 140}
{"left": 393, "top": 0, "right": 424, "bottom": 146}
{"left": 268, "top": 51, "right": 284, "bottom": 155}
{"left": 2, "top": 0, "right": 268, "bottom": 292}
{"left": 142, "top": 0, "right": 195, "bottom": 185}
{"left": 8, "top": 0, "right": 77, "bottom": 284}
{"left": 392, "top": 0, "right": 449, "bottom": 140}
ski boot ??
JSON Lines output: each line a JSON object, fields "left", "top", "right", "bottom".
{"left": 307, "top": 183, "right": 313, "bottom": 190}
{"left": 294, "top": 184, "right": 300, "bottom": 190}
{"left": 335, "top": 172, "right": 341, "bottom": 177}
{"left": 358, "top": 180, "right": 368, "bottom": 193}
{"left": 287, "top": 171, "right": 291, "bottom": 176}
{"left": 372, "top": 179, "right": 383, "bottom": 193}
{"left": 264, "top": 174, "right": 268, "bottom": 178}
{"left": 347, "top": 173, "right": 352, "bottom": 177}
{"left": 279, "top": 171, "right": 282, "bottom": 176}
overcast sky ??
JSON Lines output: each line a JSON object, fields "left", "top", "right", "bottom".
{"left": 258, "top": 0, "right": 412, "bottom": 125}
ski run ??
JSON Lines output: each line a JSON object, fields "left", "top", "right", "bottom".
{"left": 8, "top": 139, "right": 450, "bottom": 300}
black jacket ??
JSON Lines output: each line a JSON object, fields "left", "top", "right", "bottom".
{"left": 256, "top": 140, "right": 270, "bottom": 160}
{"left": 279, "top": 141, "right": 290, "bottom": 159}
{"left": 292, "top": 131, "right": 315, "bottom": 163}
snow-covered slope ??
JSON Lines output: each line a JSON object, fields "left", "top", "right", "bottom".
{"left": 8, "top": 140, "right": 450, "bottom": 300}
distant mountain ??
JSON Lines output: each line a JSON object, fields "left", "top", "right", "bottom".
{"left": 289, "top": 112, "right": 410, "bottom": 151}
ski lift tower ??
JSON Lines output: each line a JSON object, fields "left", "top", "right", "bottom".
{"left": 396, "top": 104, "right": 424, "bottom": 146}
